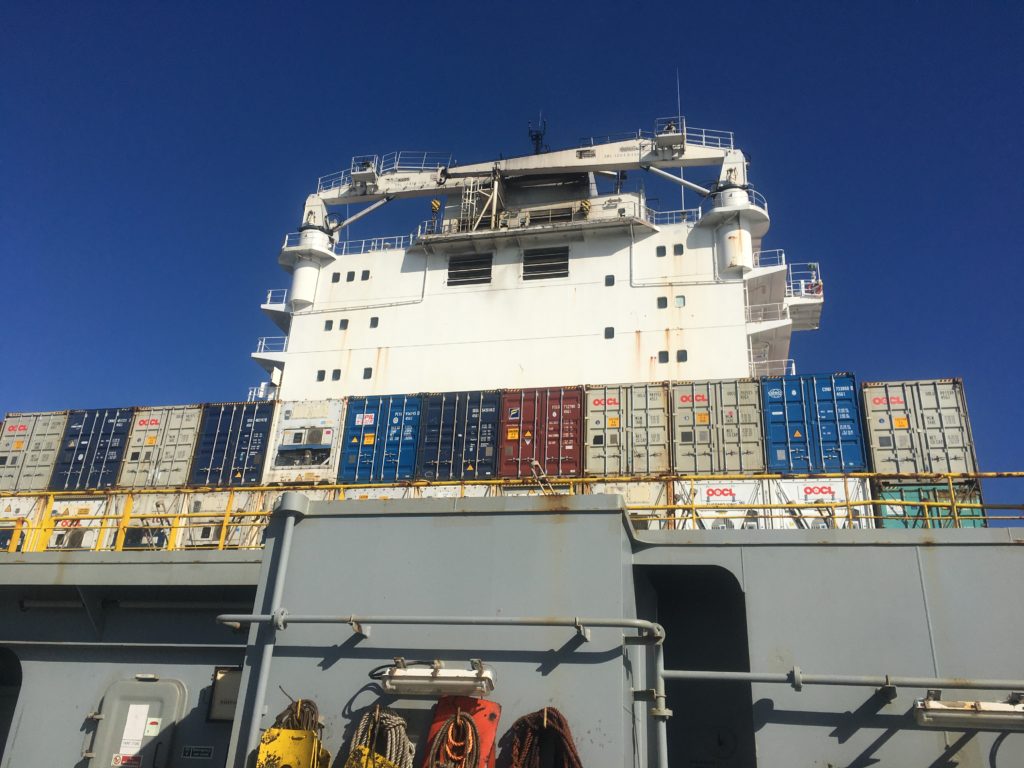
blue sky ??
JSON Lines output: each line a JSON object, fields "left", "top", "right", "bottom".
{"left": 2, "top": 2, "right": 1022, "bottom": 508}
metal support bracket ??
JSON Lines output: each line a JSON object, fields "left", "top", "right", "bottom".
{"left": 574, "top": 617, "right": 591, "bottom": 642}
{"left": 632, "top": 688, "right": 657, "bottom": 702}
{"left": 790, "top": 666, "right": 803, "bottom": 692}
{"left": 878, "top": 675, "right": 898, "bottom": 702}
{"left": 271, "top": 608, "right": 288, "bottom": 631}
{"left": 349, "top": 619, "right": 370, "bottom": 638}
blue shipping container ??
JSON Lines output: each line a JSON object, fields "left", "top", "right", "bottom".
{"left": 189, "top": 402, "right": 275, "bottom": 487}
{"left": 49, "top": 408, "right": 134, "bottom": 490}
{"left": 340, "top": 395, "right": 421, "bottom": 483}
{"left": 416, "top": 391, "right": 499, "bottom": 481}
{"left": 761, "top": 373, "right": 867, "bottom": 473}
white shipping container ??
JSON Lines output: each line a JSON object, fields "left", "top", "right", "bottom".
{"left": 263, "top": 399, "right": 345, "bottom": 485}
{"left": 118, "top": 405, "right": 203, "bottom": 488}
{"left": 672, "top": 479, "right": 769, "bottom": 530}
{"left": 46, "top": 497, "right": 121, "bottom": 551}
{"left": 0, "top": 495, "right": 45, "bottom": 552}
{"left": 0, "top": 412, "right": 68, "bottom": 491}
{"left": 585, "top": 384, "right": 670, "bottom": 476}
{"left": 590, "top": 481, "right": 672, "bottom": 528}
{"left": 862, "top": 379, "right": 978, "bottom": 475}
{"left": 767, "top": 478, "right": 871, "bottom": 530}
{"left": 131, "top": 491, "right": 269, "bottom": 549}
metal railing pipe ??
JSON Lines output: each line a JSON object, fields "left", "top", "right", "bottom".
{"left": 662, "top": 668, "right": 1024, "bottom": 692}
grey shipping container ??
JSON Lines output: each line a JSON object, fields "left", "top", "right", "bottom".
{"left": 263, "top": 399, "right": 345, "bottom": 485}
{"left": 672, "top": 379, "right": 765, "bottom": 474}
{"left": 585, "top": 383, "right": 670, "bottom": 475}
{"left": 862, "top": 379, "right": 978, "bottom": 475}
{"left": 0, "top": 412, "right": 69, "bottom": 491}
{"left": 118, "top": 405, "right": 203, "bottom": 488}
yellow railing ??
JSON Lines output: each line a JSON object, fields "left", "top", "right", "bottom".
{"left": 0, "top": 472, "right": 1021, "bottom": 552}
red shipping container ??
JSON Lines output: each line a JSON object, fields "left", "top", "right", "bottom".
{"left": 499, "top": 388, "right": 583, "bottom": 478}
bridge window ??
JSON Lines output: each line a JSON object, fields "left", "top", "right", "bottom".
{"left": 316, "top": 370, "right": 325, "bottom": 382}
{"left": 346, "top": 271, "right": 355, "bottom": 282}
{"left": 677, "top": 349, "right": 688, "bottom": 362}
{"left": 604, "top": 327, "right": 615, "bottom": 339}
{"left": 332, "top": 369, "right": 341, "bottom": 381}
{"left": 361, "top": 270, "right": 370, "bottom": 281}
{"left": 523, "top": 247, "right": 569, "bottom": 280}
{"left": 658, "top": 351, "right": 669, "bottom": 363}
{"left": 673, "top": 243, "right": 684, "bottom": 255}
{"left": 447, "top": 254, "right": 493, "bottom": 286}
{"left": 331, "top": 272, "right": 340, "bottom": 283}
{"left": 369, "top": 316, "right": 379, "bottom": 328}
{"left": 363, "top": 367, "right": 373, "bottom": 379}
{"left": 657, "top": 297, "right": 668, "bottom": 309}
{"left": 338, "top": 319, "right": 349, "bottom": 330}
{"left": 656, "top": 245, "right": 667, "bottom": 257}
{"left": 324, "top": 320, "right": 333, "bottom": 331}
{"left": 605, "top": 275, "right": 615, "bottom": 286}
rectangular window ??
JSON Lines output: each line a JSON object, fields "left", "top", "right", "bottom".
{"left": 605, "top": 275, "right": 615, "bottom": 286}
{"left": 331, "top": 272, "right": 340, "bottom": 283}
{"left": 673, "top": 243, "right": 684, "bottom": 255}
{"left": 676, "top": 349, "right": 688, "bottom": 362}
{"left": 675, "top": 295, "right": 686, "bottom": 307}
{"left": 369, "top": 316, "right": 379, "bottom": 328}
{"left": 332, "top": 369, "right": 341, "bottom": 381}
{"left": 316, "top": 370, "right": 326, "bottom": 382}
{"left": 338, "top": 318, "right": 349, "bottom": 330}
{"left": 346, "top": 271, "right": 355, "bottom": 282}
{"left": 361, "top": 270, "right": 370, "bottom": 281}
{"left": 362, "top": 367, "right": 372, "bottom": 379}
{"left": 656, "top": 245, "right": 667, "bottom": 257}
{"left": 604, "top": 327, "right": 615, "bottom": 339}
{"left": 657, "top": 297, "right": 668, "bottom": 309}
{"left": 447, "top": 254, "right": 493, "bottom": 286}
{"left": 324, "top": 320, "right": 333, "bottom": 331}
{"left": 658, "top": 351, "right": 669, "bottom": 363}
{"left": 523, "top": 247, "right": 569, "bottom": 280}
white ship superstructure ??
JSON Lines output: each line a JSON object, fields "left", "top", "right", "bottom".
{"left": 253, "top": 117, "right": 823, "bottom": 400}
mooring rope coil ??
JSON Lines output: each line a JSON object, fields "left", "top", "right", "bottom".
{"left": 506, "top": 707, "right": 583, "bottom": 768}
{"left": 350, "top": 705, "right": 415, "bottom": 768}
{"left": 425, "top": 708, "right": 481, "bottom": 768}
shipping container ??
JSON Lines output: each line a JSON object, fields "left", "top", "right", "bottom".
{"left": 49, "top": 408, "right": 134, "bottom": 491}
{"left": 585, "top": 383, "right": 670, "bottom": 476}
{"left": 590, "top": 481, "right": 672, "bottom": 528}
{"left": 131, "top": 490, "right": 270, "bottom": 548}
{"left": 673, "top": 479, "right": 768, "bottom": 530}
{"left": 416, "top": 391, "right": 500, "bottom": 481}
{"left": 761, "top": 373, "right": 867, "bottom": 473}
{"left": 339, "top": 395, "right": 421, "bottom": 484}
{"left": 862, "top": 379, "right": 978, "bottom": 475}
{"left": 46, "top": 496, "right": 123, "bottom": 550}
{"left": 0, "top": 411, "right": 68, "bottom": 491}
{"left": 499, "top": 387, "right": 583, "bottom": 479}
{"left": 263, "top": 399, "right": 345, "bottom": 485}
{"left": 671, "top": 379, "right": 765, "bottom": 474}
{"left": 189, "top": 402, "right": 275, "bottom": 487}
{"left": 873, "top": 482, "right": 985, "bottom": 529}
{"left": 118, "top": 405, "right": 203, "bottom": 488}
{"left": 767, "top": 478, "right": 871, "bottom": 530}
{"left": 0, "top": 496, "right": 45, "bottom": 552}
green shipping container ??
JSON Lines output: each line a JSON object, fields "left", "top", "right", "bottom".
{"left": 875, "top": 483, "right": 985, "bottom": 529}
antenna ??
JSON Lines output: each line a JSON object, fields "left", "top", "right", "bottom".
{"left": 527, "top": 112, "right": 547, "bottom": 155}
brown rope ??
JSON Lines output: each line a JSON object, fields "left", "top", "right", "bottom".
{"left": 506, "top": 708, "right": 583, "bottom": 768}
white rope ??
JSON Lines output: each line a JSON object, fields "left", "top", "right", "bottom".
{"left": 351, "top": 706, "right": 415, "bottom": 768}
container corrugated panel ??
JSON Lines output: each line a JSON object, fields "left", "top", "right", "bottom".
{"left": 0, "top": 411, "right": 68, "bottom": 491}
{"left": 263, "top": 399, "right": 346, "bottom": 485}
{"left": 761, "top": 373, "right": 867, "bottom": 473}
{"left": 416, "top": 391, "right": 499, "bottom": 481}
{"left": 189, "top": 402, "right": 276, "bottom": 487}
{"left": 339, "top": 395, "right": 421, "bottom": 484}
{"left": 118, "top": 405, "right": 203, "bottom": 488}
{"left": 862, "top": 379, "right": 978, "bottom": 475}
{"left": 768, "top": 478, "right": 872, "bottom": 530}
{"left": 47, "top": 496, "right": 123, "bottom": 550}
{"left": 671, "top": 379, "right": 765, "bottom": 474}
{"left": 49, "top": 409, "right": 134, "bottom": 491}
{"left": 585, "top": 384, "right": 670, "bottom": 476}
{"left": 499, "top": 387, "right": 583, "bottom": 479}
{"left": 873, "top": 481, "right": 985, "bottom": 529}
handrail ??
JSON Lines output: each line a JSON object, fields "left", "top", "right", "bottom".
{"left": 379, "top": 151, "right": 452, "bottom": 175}
{"left": 263, "top": 288, "right": 288, "bottom": 306}
{"left": 702, "top": 187, "right": 768, "bottom": 215}
{"left": 745, "top": 303, "right": 789, "bottom": 323}
{"left": 254, "top": 336, "right": 287, "bottom": 354}
{"left": 332, "top": 234, "right": 416, "bottom": 255}
{"left": 753, "top": 249, "right": 786, "bottom": 268}
{"left": 786, "top": 262, "right": 824, "bottom": 298}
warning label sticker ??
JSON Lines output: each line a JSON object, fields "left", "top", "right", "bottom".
{"left": 363, "top": 433, "right": 376, "bottom": 445}
{"left": 507, "top": 427, "right": 520, "bottom": 441}
{"left": 607, "top": 417, "right": 620, "bottom": 428}
{"left": 112, "top": 754, "right": 143, "bottom": 766}
{"left": 893, "top": 417, "right": 909, "bottom": 429}
{"left": 145, "top": 435, "right": 157, "bottom": 446}
{"left": 696, "top": 413, "right": 710, "bottom": 425}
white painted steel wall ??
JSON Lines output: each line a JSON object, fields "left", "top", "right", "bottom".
{"left": 272, "top": 220, "right": 772, "bottom": 400}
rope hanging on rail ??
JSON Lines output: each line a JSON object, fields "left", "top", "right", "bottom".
{"left": 425, "top": 707, "right": 481, "bottom": 768}
{"left": 272, "top": 697, "right": 323, "bottom": 735}
{"left": 505, "top": 707, "right": 583, "bottom": 768}
{"left": 346, "top": 705, "right": 415, "bottom": 768}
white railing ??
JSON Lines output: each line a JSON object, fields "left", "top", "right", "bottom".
{"left": 332, "top": 235, "right": 416, "bottom": 255}
{"left": 317, "top": 169, "right": 351, "bottom": 193}
{"left": 380, "top": 151, "right": 452, "bottom": 174}
{"left": 255, "top": 336, "right": 288, "bottom": 354}
{"left": 350, "top": 154, "right": 379, "bottom": 175}
{"left": 247, "top": 383, "right": 277, "bottom": 402}
{"left": 750, "top": 358, "right": 796, "bottom": 377}
{"left": 787, "top": 262, "right": 824, "bottom": 298}
{"left": 646, "top": 207, "right": 702, "bottom": 226}
{"left": 655, "top": 115, "right": 684, "bottom": 136}
{"left": 702, "top": 187, "right": 768, "bottom": 215}
{"left": 753, "top": 249, "right": 786, "bottom": 268}
{"left": 746, "top": 303, "right": 790, "bottom": 323}
{"left": 263, "top": 289, "right": 288, "bottom": 306}
{"left": 685, "top": 126, "right": 734, "bottom": 149}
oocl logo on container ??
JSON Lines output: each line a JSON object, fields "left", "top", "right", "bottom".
{"left": 871, "top": 397, "right": 905, "bottom": 405}
{"left": 137, "top": 418, "right": 160, "bottom": 426}
{"left": 679, "top": 394, "right": 708, "bottom": 404}
{"left": 705, "top": 487, "right": 736, "bottom": 499}
{"left": 592, "top": 398, "right": 619, "bottom": 406}
{"left": 803, "top": 486, "right": 835, "bottom": 496}
{"left": 7, "top": 424, "right": 27, "bottom": 432}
